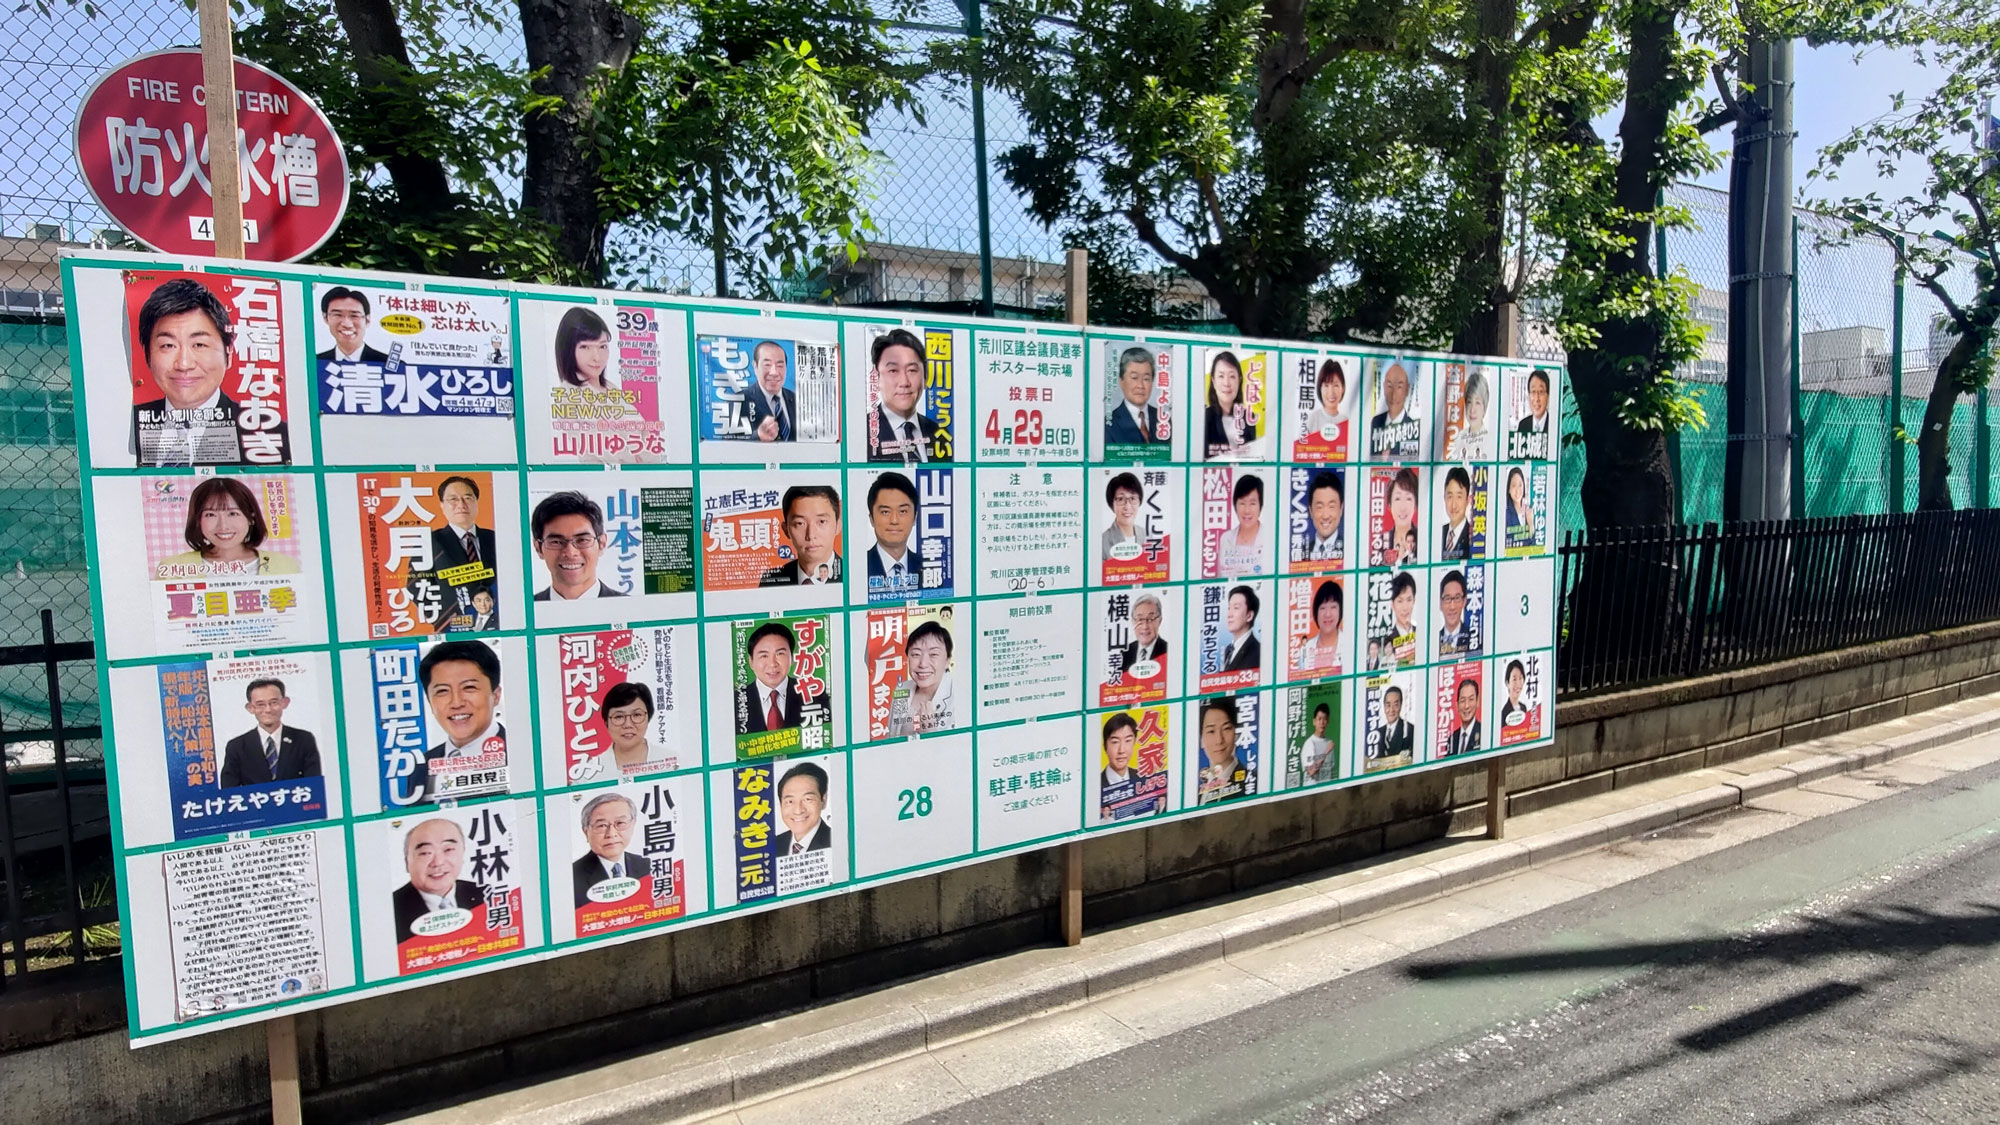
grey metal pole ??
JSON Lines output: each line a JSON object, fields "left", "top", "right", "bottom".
{"left": 1724, "top": 37, "right": 1796, "bottom": 522}
{"left": 965, "top": 0, "right": 996, "bottom": 315}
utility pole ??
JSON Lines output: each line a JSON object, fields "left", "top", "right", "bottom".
{"left": 1724, "top": 38, "right": 1796, "bottom": 523}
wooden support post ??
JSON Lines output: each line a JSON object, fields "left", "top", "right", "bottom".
{"left": 267, "top": 1014, "right": 303, "bottom": 1125}
{"left": 1485, "top": 758, "right": 1507, "bottom": 840}
{"left": 197, "top": 0, "right": 245, "bottom": 258}
{"left": 1056, "top": 247, "right": 1088, "bottom": 947}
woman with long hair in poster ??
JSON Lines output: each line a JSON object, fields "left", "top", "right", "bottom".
{"left": 1203, "top": 351, "right": 1251, "bottom": 458}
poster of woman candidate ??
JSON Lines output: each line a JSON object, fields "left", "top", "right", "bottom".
{"left": 1191, "top": 692, "right": 1261, "bottom": 808}
{"left": 545, "top": 774, "right": 708, "bottom": 945}
{"left": 852, "top": 604, "right": 966, "bottom": 743}
{"left": 89, "top": 473, "right": 327, "bottom": 660}
{"left": 705, "top": 613, "right": 841, "bottom": 762}
{"left": 1364, "top": 569, "right": 1427, "bottom": 672}
{"left": 1502, "top": 463, "right": 1553, "bottom": 557}
{"left": 1367, "top": 465, "right": 1424, "bottom": 568}
{"left": 1362, "top": 669, "right": 1424, "bottom": 773}
{"left": 104, "top": 651, "right": 337, "bottom": 847}
{"left": 1285, "top": 467, "right": 1347, "bottom": 574}
{"left": 710, "top": 752, "right": 849, "bottom": 907}
{"left": 1091, "top": 467, "right": 1177, "bottom": 586}
{"left": 848, "top": 320, "right": 963, "bottom": 463}
{"left": 1091, "top": 586, "right": 1178, "bottom": 708}
{"left": 354, "top": 798, "right": 542, "bottom": 981}
{"left": 325, "top": 470, "right": 522, "bottom": 641}
{"left": 1199, "top": 345, "right": 1269, "bottom": 461}
{"left": 1282, "top": 680, "right": 1348, "bottom": 786}
{"left": 338, "top": 636, "right": 533, "bottom": 815}
{"left": 1093, "top": 705, "right": 1170, "bottom": 824}
{"left": 1094, "top": 339, "right": 1180, "bottom": 461}
{"left": 1365, "top": 356, "right": 1425, "bottom": 461}
{"left": 524, "top": 472, "right": 698, "bottom": 628}
{"left": 1197, "top": 464, "right": 1273, "bottom": 580}
{"left": 1282, "top": 575, "right": 1347, "bottom": 681}
{"left": 1497, "top": 653, "right": 1549, "bottom": 747}
{"left": 1287, "top": 353, "right": 1355, "bottom": 463}
{"left": 538, "top": 625, "right": 698, "bottom": 787}
{"left": 82, "top": 268, "right": 305, "bottom": 469}
{"left": 845, "top": 466, "right": 967, "bottom": 606}
{"left": 1436, "top": 362, "right": 1497, "bottom": 462}
{"left": 518, "top": 297, "right": 685, "bottom": 465}
{"left": 694, "top": 311, "right": 842, "bottom": 459}
{"left": 699, "top": 470, "right": 847, "bottom": 616}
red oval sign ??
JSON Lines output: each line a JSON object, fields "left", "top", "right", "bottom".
{"left": 74, "top": 48, "right": 350, "bottom": 262}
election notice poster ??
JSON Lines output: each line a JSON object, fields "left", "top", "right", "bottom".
{"left": 976, "top": 716, "right": 1083, "bottom": 852}
{"left": 974, "top": 597, "right": 1084, "bottom": 727}
{"left": 976, "top": 467, "right": 1085, "bottom": 597}
{"left": 519, "top": 298, "right": 685, "bottom": 464}
{"left": 974, "top": 329, "right": 1085, "bottom": 463}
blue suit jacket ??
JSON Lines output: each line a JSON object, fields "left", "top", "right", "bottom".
{"left": 1105, "top": 402, "right": 1160, "bottom": 445}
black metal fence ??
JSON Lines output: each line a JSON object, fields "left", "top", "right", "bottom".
{"left": 1557, "top": 510, "right": 2000, "bottom": 695}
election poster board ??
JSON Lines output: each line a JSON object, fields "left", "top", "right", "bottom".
{"left": 65, "top": 250, "right": 1561, "bottom": 1047}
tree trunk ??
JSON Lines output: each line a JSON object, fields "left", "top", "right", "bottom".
{"left": 517, "top": 0, "right": 642, "bottom": 281}
{"left": 1449, "top": 0, "right": 1520, "bottom": 357}
{"left": 329, "top": 0, "right": 453, "bottom": 210}
{"left": 1915, "top": 326, "right": 1982, "bottom": 511}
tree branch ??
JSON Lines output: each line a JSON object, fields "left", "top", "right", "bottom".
{"left": 1195, "top": 171, "right": 1230, "bottom": 244}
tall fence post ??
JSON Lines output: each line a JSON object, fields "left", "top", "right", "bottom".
{"left": 964, "top": 0, "right": 996, "bottom": 315}
{"left": 1058, "top": 247, "right": 1088, "bottom": 946}
{"left": 1790, "top": 213, "right": 1805, "bottom": 512}
{"left": 1889, "top": 234, "right": 1907, "bottom": 513}
{"left": 1656, "top": 190, "right": 1683, "bottom": 525}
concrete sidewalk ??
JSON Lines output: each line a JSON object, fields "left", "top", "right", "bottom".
{"left": 397, "top": 693, "right": 2000, "bottom": 1125}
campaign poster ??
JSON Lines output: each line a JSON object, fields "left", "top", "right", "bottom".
{"left": 386, "top": 801, "right": 528, "bottom": 976}
{"left": 1437, "top": 361, "right": 1497, "bottom": 462}
{"left": 1505, "top": 367, "right": 1557, "bottom": 461}
{"left": 158, "top": 832, "right": 334, "bottom": 1022}
{"left": 518, "top": 299, "right": 678, "bottom": 464}
{"left": 353, "top": 471, "right": 504, "bottom": 638}
{"left": 1366, "top": 465, "right": 1424, "bottom": 568}
{"left": 1288, "top": 353, "right": 1354, "bottom": 462}
{"left": 314, "top": 283, "right": 514, "bottom": 418}
{"left": 1095, "top": 587, "right": 1173, "bottom": 707}
{"left": 136, "top": 473, "right": 318, "bottom": 654}
{"left": 700, "top": 471, "right": 846, "bottom": 610}
{"left": 156, "top": 654, "right": 330, "bottom": 841}
{"left": 119, "top": 269, "right": 294, "bottom": 467}
{"left": 1436, "top": 565, "right": 1486, "bottom": 660}
{"left": 1198, "top": 345, "right": 1269, "bottom": 461}
{"left": 363, "top": 637, "right": 519, "bottom": 810}
{"left": 1502, "top": 462, "right": 1553, "bottom": 557}
{"left": 1282, "top": 575, "right": 1347, "bottom": 680}
{"left": 974, "top": 328, "right": 1085, "bottom": 463}
{"left": 1095, "top": 706, "right": 1169, "bottom": 823}
{"left": 1094, "top": 467, "right": 1174, "bottom": 585}
{"left": 557, "top": 775, "right": 704, "bottom": 941}
{"left": 1284, "top": 681, "right": 1345, "bottom": 785}
{"left": 1434, "top": 661, "right": 1486, "bottom": 757}
{"left": 1365, "top": 356, "right": 1424, "bottom": 461}
{"left": 1192, "top": 580, "right": 1266, "bottom": 694}
{"left": 1498, "top": 652, "right": 1549, "bottom": 747}
{"left": 855, "top": 604, "right": 965, "bottom": 742}
{"left": 1193, "top": 693, "right": 1259, "bottom": 807}
{"left": 1099, "top": 339, "right": 1175, "bottom": 459}
{"left": 524, "top": 473, "right": 698, "bottom": 626}
{"left": 695, "top": 313, "right": 841, "bottom": 453}
{"left": 717, "top": 753, "right": 847, "bottom": 906}
{"left": 975, "top": 467, "right": 1086, "bottom": 597}
{"left": 1364, "top": 569, "right": 1425, "bottom": 672}
{"left": 1285, "top": 466, "right": 1346, "bottom": 574}
{"left": 852, "top": 320, "right": 962, "bottom": 463}
{"left": 729, "top": 614, "right": 836, "bottom": 759}
{"left": 849, "top": 466, "right": 962, "bottom": 605}
{"left": 548, "top": 626, "right": 695, "bottom": 785}
{"left": 1196, "top": 464, "right": 1272, "bottom": 579}
{"left": 974, "top": 596, "right": 1084, "bottom": 726}
{"left": 1435, "top": 464, "right": 1491, "bottom": 563}
{"left": 1362, "top": 670, "right": 1422, "bottom": 773}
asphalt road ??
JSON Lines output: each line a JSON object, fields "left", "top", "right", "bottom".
{"left": 916, "top": 757, "right": 2000, "bottom": 1125}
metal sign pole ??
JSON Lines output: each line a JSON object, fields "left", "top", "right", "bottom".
{"left": 1059, "top": 248, "right": 1088, "bottom": 946}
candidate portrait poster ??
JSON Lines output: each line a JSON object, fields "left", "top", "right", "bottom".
{"left": 722, "top": 613, "right": 837, "bottom": 760}
{"left": 1498, "top": 652, "right": 1549, "bottom": 747}
{"left": 1435, "top": 565, "right": 1487, "bottom": 661}
{"left": 1092, "top": 586, "right": 1176, "bottom": 708}
{"left": 1191, "top": 579, "right": 1267, "bottom": 694}
{"left": 1434, "top": 660, "right": 1486, "bottom": 758}
{"left": 1098, "top": 339, "right": 1176, "bottom": 460}
{"left": 1093, "top": 467, "right": 1175, "bottom": 586}
{"left": 1197, "top": 464, "right": 1272, "bottom": 580}
{"left": 1362, "top": 669, "right": 1423, "bottom": 773}
{"left": 1192, "top": 693, "right": 1260, "bottom": 808}
{"left": 847, "top": 466, "right": 965, "bottom": 606}
{"left": 712, "top": 753, "right": 848, "bottom": 906}
{"left": 343, "top": 636, "right": 531, "bottom": 813}
{"left": 1284, "top": 681, "right": 1346, "bottom": 786}
{"left": 118, "top": 269, "right": 295, "bottom": 467}
{"left": 1505, "top": 367, "right": 1557, "bottom": 461}
{"left": 1094, "top": 705, "right": 1169, "bottom": 824}
{"left": 314, "top": 282, "right": 514, "bottom": 419}
{"left": 1282, "top": 575, "right": 1347, "bottom": 681}
{"left": 1365, "top": 356, "right": 1424, "bottom": 461}
{"left": 519, "top": 298, "right": 684, "bottom": 464}
{"left": 1288, "top": 353, "right": 1354, "bottom": 463}
{"left": 525, "top": 472, "right": 698, "bottom": 628}
{"left": 548, "top": 775, "right": 707, "bottom": 944}
{"left": 1435, "top": 464, "right": 1491, "bottom": 563}
{"left": 850, "top": 320, "right": 962, "bottom": 463}
{"left": 1502, "top": 462, "right": 1553, "bottom": 557}
{"left": 1199, "top": 345, "right": 1269, "bottom": 461}
{"left": 1285, "top": 466, "right": 1347, "bottom": 574}
{"left": 1437, "top": 361, "right": 1497, "bottom": 463}
{"left": 974, "top": 328, "right": 1085, "bottom": 463}
{"left": 695, "top": 312, "right": 841, "bottom": 456}
{"left": 347, "top": 471, "right": 508, "bottom": 638}
{"left": 540, "top": 625, "right": 698, "bottom": 786}
{"left": 1367, "top": 465, "right": 1424, "bottom": 568}
{"left": 699, "top": 470, "right": 847, "bottom": 615}
{"left": 853, "top": 604, "right": 966, "bottom": 743}
{"left": 369, "top": 800, "right": 535, "bottom": 979}
{"left": 1365, "top": 568, "right": 1426, "bottom": 672}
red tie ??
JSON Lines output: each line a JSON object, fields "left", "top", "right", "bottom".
{"left": 766, "top": 691, "right": 782, "bottom": 730}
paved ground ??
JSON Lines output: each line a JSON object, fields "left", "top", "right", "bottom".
{"left": 699, "top": 733, "right": 2000, "bottom": 1125}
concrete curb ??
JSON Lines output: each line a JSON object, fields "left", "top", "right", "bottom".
{"left": 494, "top": 706, "right": 2000, "bottom": 1125}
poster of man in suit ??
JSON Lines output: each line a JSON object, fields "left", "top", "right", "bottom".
{"left": 1101, "top": 342, "right": 1173, "bottom": 458}
{"left": 557, "top": 778, "right": 701, "bottom": 942}
{"left": 731, "top": 616, "right": 834, "bottom": 759}
{"left": 153, "top": 653, "right": 333, "bottom": 842}
{"left": 860, "top": 325, "right": 955, "bottom": 463}
{"left": 388, "top": 803, "right": 526, "bottom": 975}
{"left": 1363, "top": 670, "right": 1422, "bottom": 773}
{"left": 121, "top": 272, "right": 294, "bottom": 467}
